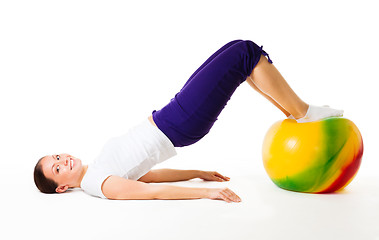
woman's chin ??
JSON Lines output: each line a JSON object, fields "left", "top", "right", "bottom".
{"left": 71, "top": 157, "right": 82, "bottom": 171}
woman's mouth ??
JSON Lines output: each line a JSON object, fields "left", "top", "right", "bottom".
{"left": 70, "top": 158, "right": 74, "bottom": 170}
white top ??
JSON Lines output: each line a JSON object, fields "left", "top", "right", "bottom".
{"left": 80, "top": 119, "right": 177, "bottom": 199}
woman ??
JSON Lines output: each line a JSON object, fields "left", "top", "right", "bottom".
{"left": 34, "top": 40, "right": 343, "bottom": 203}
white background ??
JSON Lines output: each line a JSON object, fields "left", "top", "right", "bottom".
{"left": 1, "top": 1, "right": 378, "bottom": 240}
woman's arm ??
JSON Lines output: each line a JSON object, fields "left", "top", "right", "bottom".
{"left": 102, "top": 175, "right": 241, "bottom": 202}
{"left": 138, "top": 169, "right": 230, "bottom": 183}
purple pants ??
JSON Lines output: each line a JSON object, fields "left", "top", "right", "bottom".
{"left": 152, "top": 40, "right": 273, "bottom": 147}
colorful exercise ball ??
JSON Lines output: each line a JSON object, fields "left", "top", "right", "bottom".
{"left": 262, "top": 117, "right": 363, "bottom": 193}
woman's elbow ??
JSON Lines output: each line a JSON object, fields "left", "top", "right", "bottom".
{"left": 137, "top": 171, "right": 156, "bottom": 183}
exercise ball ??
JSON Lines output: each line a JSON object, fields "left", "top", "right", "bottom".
{"left": 262, "top": 117, "right": 363, "bottom": 193}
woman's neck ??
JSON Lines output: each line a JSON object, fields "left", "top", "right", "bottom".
{"left": 75, "top": 165, "right": 88, "bottom": 188}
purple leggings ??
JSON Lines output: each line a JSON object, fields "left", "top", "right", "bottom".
{"left": 152, "top": 40, "right": 273, "bottom": 147}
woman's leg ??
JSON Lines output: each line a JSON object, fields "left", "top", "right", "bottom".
{"left": 153, "top": 40, "right": 264, "bottom": 147}
{"left": 153, "top": 40, "right": 344, "bottom": 147}
{"left": 246, "top": 76, "right": 291, "bottom": 117}
{"left": 184, "top": 42, "right": 301, "bottom": 119}
{"left": 248, "top": 55, "right": 343, "bottom": 121}
{"left": 181, "top": 40, "right": 243, "bottom": 89}
{"left": 248, "top": 55, "right": 308, "bottom": 118}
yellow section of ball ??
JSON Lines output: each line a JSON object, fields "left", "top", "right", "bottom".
{"left": 262, "top": 119, "right": 323, "bottom": 179}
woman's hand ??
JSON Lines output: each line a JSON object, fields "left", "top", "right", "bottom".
{"left": 198, "top": 171, "right": 230, "bottom": 182}
{"left": 207, "top": 188, "right": 241, "bottom": 203}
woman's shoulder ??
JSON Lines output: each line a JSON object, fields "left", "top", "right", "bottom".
{"left": 81, "top": 164, "right": 113, "bottom": 199}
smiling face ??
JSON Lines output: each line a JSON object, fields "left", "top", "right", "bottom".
{"left": 40, "top": 153, "right": 85, "bottom": 193}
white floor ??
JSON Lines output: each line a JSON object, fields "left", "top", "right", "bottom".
{"left": 2, "top": 155, "right": 378, "bottom": 240}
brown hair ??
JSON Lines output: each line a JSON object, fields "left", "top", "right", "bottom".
{"left": 33, "top": 156, "right": 58, "bottom": 194}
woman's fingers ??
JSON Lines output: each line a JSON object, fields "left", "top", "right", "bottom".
{"left": 201, "top": 171, "right": 229, "bottom": 181}
{"left": 218, "top": 188, "right": 241, "bottom": 203}
{"left": 207, "top": 171, "right": 230, "bottom": 181}
{"left": 215, "top": 176, "right": 225, "bottom": 182}
{"left": 214, "top": 172, "right": 230, "bottom": 181}
{"left": 225, "top": 188, "right": 241, "bottom": 202}
{"left": 207, "top": 187, "right": 241, "bottom": 203}
{"left": 219, "top": 191, "right": 233, "bottom": 203}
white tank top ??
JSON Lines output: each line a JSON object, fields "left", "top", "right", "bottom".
{"left": 81, "top": 119, "right": 177, "bottom": 198}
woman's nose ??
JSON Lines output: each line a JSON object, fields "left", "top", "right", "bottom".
{"left": 64, "top": 159, "right": 69, "bottom": 166}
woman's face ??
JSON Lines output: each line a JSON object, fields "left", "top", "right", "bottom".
{"left": 40, "top": 153, "right": 83, "bottom": 193}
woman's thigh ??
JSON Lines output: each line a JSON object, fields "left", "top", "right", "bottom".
{"left": 153, "top": 40, "right": 266, "bottom": 147}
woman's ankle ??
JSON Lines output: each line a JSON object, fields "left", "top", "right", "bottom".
{"left": 292, "top": 103, "right": 309, "bottom": 119}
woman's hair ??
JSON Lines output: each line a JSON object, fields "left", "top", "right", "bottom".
{"left": 33, "top": 156, "right": 58, "bottom": 194}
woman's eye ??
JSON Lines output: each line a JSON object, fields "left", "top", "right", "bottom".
{"left": 56, "top": 155, "right": 60, "bottom": 160}
{"left": 57, "top": 165, "right": 60, "bottom": 173}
